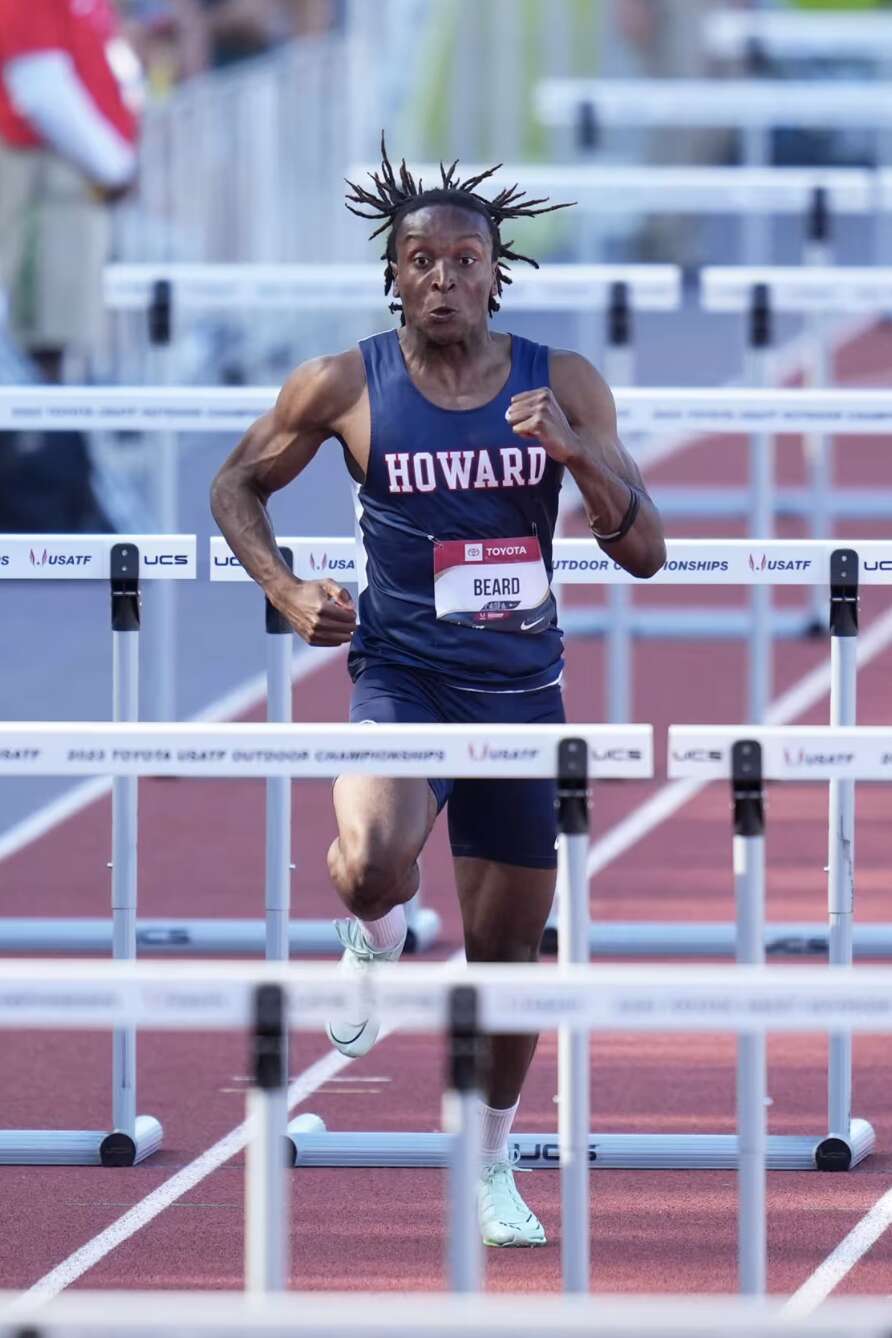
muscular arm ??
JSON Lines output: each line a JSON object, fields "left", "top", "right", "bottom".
{"left": 506, "top": 349, "right": 666, "bottom": 580}
{"left": 210, "top": 349, "right": 365, "bottom": 644}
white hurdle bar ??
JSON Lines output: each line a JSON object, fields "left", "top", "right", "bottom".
{"left": 5, "top": 1292, "right": 892, "bottom": 1336}
{"left": 705, "top": 8, "right": 892, "bottom": 62}
{"left": 534, "top": 78, "right": 892, "bottom": 262}
{"left": 3, "top": 944, "right": 892, "bottom": 1295}
{"left": 0, "top": 535, "right": 195, "bottom": 1167}
{"left": 5, "top": 383, "right": 892, "bottom": 435}
{"left": 103, "top": 261, "right": 681, "bottom": 314}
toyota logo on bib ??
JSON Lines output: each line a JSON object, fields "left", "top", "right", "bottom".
{"left": 464, "top": 543, "right": 483, "bottom": 562}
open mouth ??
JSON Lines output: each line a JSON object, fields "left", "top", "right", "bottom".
{"left": 429, "top": 306, "right": 456, "bottom": 319}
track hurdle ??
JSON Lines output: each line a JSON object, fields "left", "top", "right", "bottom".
{"left": 4, "top": 384, "right": 892, "bottom": 723}
{"left": 5, "top": 934, "right": 892, "bottom": 1290}
{"left": 291, "top": 724, "right": 886, "bottom": 1181}
{"left": 534, "top": 78, "right": 892, "bottom": 262}
{"left": 389, "top": 162, "right": 874, "bottom": 271}
{"left": 0, "top": 534, "right": 195, "bottom": 1165}
{"left": 705, "top": 7, "right": 892, "bottom": 64}
{"left": 0, "top": 721, "right": 649, "bottom": 1178}
{"left": 701, "top": 266, "right": 892, "bottom": 626}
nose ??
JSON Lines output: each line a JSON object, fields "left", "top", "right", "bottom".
{"left": 431, "top": 261, "right": 455, "bottom": 291}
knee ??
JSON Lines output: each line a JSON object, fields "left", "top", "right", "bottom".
{"left": 464, "top": 927, "right": 540, "bottom": 966}
{"left": 329, "top": 836, "right": 416, "bottom": 916}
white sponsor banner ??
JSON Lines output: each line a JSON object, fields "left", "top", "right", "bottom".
{"left": 0, "top": 387, "right": 275, "bottom": 433}
{"left": 668, "top": 726, "right": 892, "bottom": 782}
{"left": 104, "top": 263, "right": 680, "bottom": 312}
{"left": 0, "top": 535, "right": 196, "bottom": 579}
{"left": 615, "top": 388, "right": 892, "bottom": 435}
{"left": 8, "top": 386, "right": 892, "bottom": 436}
{"left": 536, "top": 78, "right": 892, "bottom": 128}
{"left": 367, "top": 164, "right": 876, "bottom": 213}
{"left": 0, "top": 722, "right": 653, "bottom": 780}
{"left": 702, "top": 267, "right": 892, "bottom": 313}
{"left": 210, "top": 537, "right": 892, "bottom": 586}
{"left": 4, "top": 960, "right": 892, "bottom": 1034}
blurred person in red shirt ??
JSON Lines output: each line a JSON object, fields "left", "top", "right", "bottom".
{"left": 0, "top": 1, "right": 142, "bottom": 531}
{"left": 0, "top": 0, "right": 142, "bottom": 380}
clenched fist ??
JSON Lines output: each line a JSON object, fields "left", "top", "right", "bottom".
{"left": 274, "top": 578, "right": 356, "bottom": 647}
{"left": 505, "top": 387, "right": 579, "bottom": 466}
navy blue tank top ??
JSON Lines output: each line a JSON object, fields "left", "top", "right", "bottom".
{"left": 348, "top": 329, "right": 564, "bottom": 691}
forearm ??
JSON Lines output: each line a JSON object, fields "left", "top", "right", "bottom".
{"left": 567, "top": 448, "right": 666, "bottom": 580}
{"left": 210, "top": 469, "right": 297, "bottom": 605}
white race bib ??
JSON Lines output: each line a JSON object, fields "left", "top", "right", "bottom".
{"left": 433, "top": 536, "right": 551, "bottom": 632}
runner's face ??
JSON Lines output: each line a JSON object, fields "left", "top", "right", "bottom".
{"left": 392, "top": 206, "right": 497, "bottom": 342}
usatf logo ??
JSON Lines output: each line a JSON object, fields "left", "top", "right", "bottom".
{"left": 464, "top": 543, "right": 483, "bottom": 562}
{"left": 783, "top": 748, "right": 854, "bottom": 767}
{"left": 29, "top": 549, "right": 91, "bottom": 568}
{"left": 310, "top": 552, "right": 328, "bottom": 573}
{"left": 468, "top": 742, "right": 539, "bottom": 762}
{"left": 748, "top": 553, "right": 767, "bottom": 572}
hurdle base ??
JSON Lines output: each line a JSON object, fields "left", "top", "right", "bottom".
{"left": 0, "top": 1114, "right": 163, "bottom": 1166}
{"left": 288, "top": 1122, "right": 874, "bottom": 1171}
{"left": 539, "top": 921, "right": 892, "bottom": 959}
{"left": 0, "top": 910, "right": 442, "bottom": 956}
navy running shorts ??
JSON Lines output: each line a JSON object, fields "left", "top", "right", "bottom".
{"left": 349, "top": 661, "right": 565, "bottom": 869}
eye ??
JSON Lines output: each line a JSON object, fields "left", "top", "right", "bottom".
{"left": 412, "top": 254, "right": 430, "bottom": 268}
{"left": 459, "top": 256, "right": 478, "bottom": 266}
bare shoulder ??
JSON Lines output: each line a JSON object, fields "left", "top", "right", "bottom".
{"left": 275, "top": 347, "right": 366, "bottom": 434}
{"left": 547, "top": 347, "right": 616, "bottom": 425}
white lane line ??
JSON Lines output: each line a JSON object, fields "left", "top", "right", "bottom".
{"left": 782, "top": 1186, "right": 892, "bottom": 1317}
{"left": 0, "top": 645, "right": 346, "bottom": 862}
{"left": 587, "top": 601, "right": 892, "bottom": 881}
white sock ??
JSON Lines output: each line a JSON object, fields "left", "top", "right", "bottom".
{"left": 358, "top": 904, "right": 406, "bottom": 953}
{"left": 479, "top": 1098, "right": 520, "bottom": 1165}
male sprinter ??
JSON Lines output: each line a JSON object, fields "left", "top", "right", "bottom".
{"left": 211, "top": 142, "right": 666, "bottom": 1248}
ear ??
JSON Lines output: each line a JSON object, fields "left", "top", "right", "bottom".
{"left": 389, "top": 259, "right": 400, "bottom": 296}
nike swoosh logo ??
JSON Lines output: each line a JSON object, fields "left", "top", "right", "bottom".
{"left": 520, "top": 616, "right": 545, "bottom": 630}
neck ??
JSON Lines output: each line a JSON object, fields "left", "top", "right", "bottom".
{"left": 399, "top": 321, "right": 495, "bottom": 380}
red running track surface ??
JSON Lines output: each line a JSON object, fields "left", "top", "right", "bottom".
{"left": 1, "top": 327, "right": 892, "bottom": 1298}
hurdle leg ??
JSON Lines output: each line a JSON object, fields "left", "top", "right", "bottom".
{"left": 443, "top": 986, "right": 483, "bottom": 1292}
{"left": 110, "top": 546, "right": 141, "bottom": 1140}
{"left": 803, "top": 219, "right": 833, "bottom": 633}
{"left": 746, "top": 289, "right": 774, "bottom": 724}
{"left": 264, "top": 550, "right": 294, "bottom": 966}
{"left": 828, "top": 551, "right": 858, "bottom": 1142}
{"left": 603, "top": 288, "right": 635, "bottom": 725}
{"left": 149, "top": 283, "right": 178, "bottom": 724}
{"left": 246, "top": 984, "right": 289, "bottom": 1292}
{"left": 732, "top": 740, "right": 767, "bottom": 1296}
{"left": 557, "top": 738, "right": 591, "bottom": 1293}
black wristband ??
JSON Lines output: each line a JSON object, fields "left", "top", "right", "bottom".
{"left": 590, "top": 485, "right": 640, "bottom": 544}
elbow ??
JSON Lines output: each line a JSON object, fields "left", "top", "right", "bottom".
{"left": 630, "top": 537, "right": 667, "bottom": 581}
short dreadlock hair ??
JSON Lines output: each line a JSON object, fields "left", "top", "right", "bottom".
{"left": 345, "top": 136, "right": 574, "bottom": 321}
